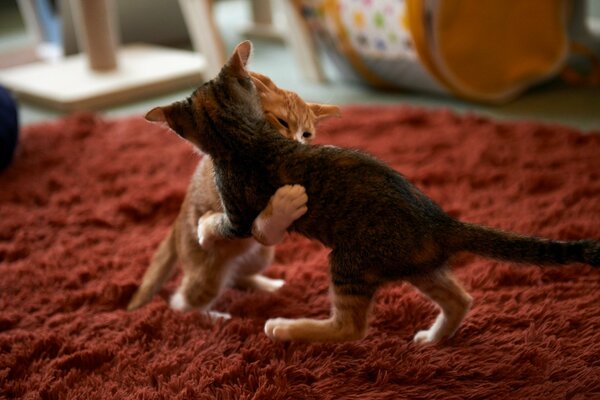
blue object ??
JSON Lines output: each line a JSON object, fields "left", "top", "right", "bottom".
{"left": 0, "top": 86, "right": 19, "bottom": 170}
{"left": 36, "top": 0, "right": 62, "bottom": 46}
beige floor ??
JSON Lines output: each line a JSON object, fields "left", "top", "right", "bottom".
{"left": 1, "top": 1, "right": 599, "bottom": 131}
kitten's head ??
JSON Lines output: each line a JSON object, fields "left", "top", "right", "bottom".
{"left": 145, "top": 41, "right": 339, "bottom": 153}
{"left": 145, "top": 41, "right": 258, "bottom": 152}
{"left": 250, "top": 72, "right": 340, "bottom": 144}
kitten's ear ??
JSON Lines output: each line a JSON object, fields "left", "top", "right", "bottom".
{"left": 309, "top": 103, "right": 341, "bottom": 122}
{"left": 145, "top": 107, "right": 167, "bottom": 123}
{"left": 250, "top": 72, "right": 276, "bottom": 91}
{"left": 251, "top": 74, "right": 275, "bottom": 101}
{"left": 144, "top": 102, "right": 194, "bottom": 139}
{"left": 251, "top": 75, "right": 270, "bottom": 93}
{"left": 228, "top": 40, "right": 253, "bottom": 77}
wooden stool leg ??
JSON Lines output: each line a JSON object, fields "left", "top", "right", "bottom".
{"left": 250, "top": 0, "right": 273, "bottom": 26}
{"left": 279, "top": 0, "right": 325, "bottom": 82}
{"left": 69, "top": 0, "right": 119, "bottom": 71}
{"left": 178, "top": 0, "right": 226, "bottom": 79}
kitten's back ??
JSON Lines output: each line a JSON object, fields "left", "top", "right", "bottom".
{"left": 247, "top": 137, "right": 600, "bottom": 274}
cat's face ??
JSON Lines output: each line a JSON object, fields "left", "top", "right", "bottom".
{"left": 250, "top": 72, "right": 339, "bottom": 144}
{"left": 145, "top": 41, "right": 339, "bottom": 151}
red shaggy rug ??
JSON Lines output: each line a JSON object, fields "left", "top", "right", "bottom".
{"left": 1, "top": 106, "right": 599, "bottom": 399}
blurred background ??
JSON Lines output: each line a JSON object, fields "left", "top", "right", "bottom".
{"left": 0, "top": 0, "right": 599, "bottom": 130}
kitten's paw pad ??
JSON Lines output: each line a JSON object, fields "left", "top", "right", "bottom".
{"left": 271, "top": 184, "right": 308, "bottom": 223}
{"left": 264, "top": 318, "right": 293, "bottom": 341}
{"left": 197, "top": 212, "right": 218, "bottom": 249}
{"left": 413, "top": 329, "right": 438, "bottom": 345}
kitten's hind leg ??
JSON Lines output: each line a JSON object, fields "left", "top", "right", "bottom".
{"left": 234, "top": 244, "right": 285, "bottom": 292}
{"left": 265, "top": 285, "right": 374, "bottom": 342}
{"left": 128, "top": 227, "right": 177, "bottom": 311}
{"left": 170, "top": 247, "right": 232, "bottom": 320}
{"left": 409, "top": 269, "right": 473, "bottom": 345}
{"left": 170, "top": 274, "right": 233, "bottom": 321}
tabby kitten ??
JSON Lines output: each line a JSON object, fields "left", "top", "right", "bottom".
{"left": 127, "top": 71, "right": 339, "bottom": 314}
{"left": 147, "top": 41, "right": 600, "bottom": 344}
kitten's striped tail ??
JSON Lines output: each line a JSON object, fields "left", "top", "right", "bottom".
{"left": 127, "top": 227, "right": 178, "bottom": 310}
{"left": 453, "top": 222, "right": 600, "bottom": 267}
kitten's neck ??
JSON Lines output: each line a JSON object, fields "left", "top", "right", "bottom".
{"left": 210, "top": 115, "right": 277, "bottom": 161}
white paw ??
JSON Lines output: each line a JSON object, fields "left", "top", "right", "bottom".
{"left": 169, "top": 292, "right": 189, "bottom": 311}
{"left": 264, "top": 318, "right": 293, "bottom": 341}
{"left": 197, "top": 212, "right": 218, "bottom": 249}
{"left": 413, "top": 329, "right": 438, "bottom": 345}
{"left": 264, "top": 278, "right": 285, "bottom": 292}
{"left": 207, "top": 311, "right": 232, "bottom": 322}
{"left": 170, "top": 293, "right": 231, "bottom": 321}
{"left": 252, "top": 275, "right": 285, "bottom": 292}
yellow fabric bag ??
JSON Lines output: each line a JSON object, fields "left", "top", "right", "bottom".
{"left": 407, "top": 0, "right": 569, "bottom": 102}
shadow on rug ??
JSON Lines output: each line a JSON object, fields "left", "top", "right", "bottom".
{"left": 1, "top": 106, "right": 599, "bottom": 399}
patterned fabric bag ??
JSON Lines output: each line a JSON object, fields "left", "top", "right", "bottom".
{"left": 295, "top": 0, "right": 597, "bottom": 103}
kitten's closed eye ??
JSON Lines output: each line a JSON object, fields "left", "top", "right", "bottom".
{"left": 277, "top": 118, "right": 289, "bottom": 128}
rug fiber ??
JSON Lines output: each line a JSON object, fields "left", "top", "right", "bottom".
{"left": 1, "top": 106, "right": 599, "bottom": 399}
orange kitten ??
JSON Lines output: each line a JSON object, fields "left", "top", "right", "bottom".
{"left": 127, "top": 72, "right": 339, "bottom": 316}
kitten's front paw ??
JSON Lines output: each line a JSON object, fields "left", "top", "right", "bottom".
{"left": 253, "top": 185, "right": 308, "bottom": 246}
{"left": 413, "top": 329, "right": 439, "bottom": 345}
{"left": 264, "top": 318, "right": 294, "bottom": 341}
{"left": 271, "top": 184, "right": 308, "bottom": 225}
{"left": 197, "top": 212, "right": 219, "bottom": 249}
{"left": 260, "top": 185, "right": 308, "bottom": 243}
